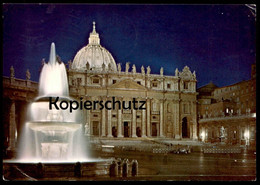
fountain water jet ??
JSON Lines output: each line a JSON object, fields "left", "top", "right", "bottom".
{"left": 17, "top": 43, "right": 89, "bottom": 162}
{"left": 38, "top": 43, "right": 69, "bottom": 97}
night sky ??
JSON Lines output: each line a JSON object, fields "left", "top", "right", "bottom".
{"left": 2, "top": 4, "right": 256, "bottom": 88}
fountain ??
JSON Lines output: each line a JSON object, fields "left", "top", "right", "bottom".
{"left": 17, "top": 43, "right": 88, "bottom": 162}
{"left": 3, "top": 43, "right": 111, "bottom": 180}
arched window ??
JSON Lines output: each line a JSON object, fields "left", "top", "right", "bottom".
{"left": 184, "top": 81, "right": 189, "bottom": 90}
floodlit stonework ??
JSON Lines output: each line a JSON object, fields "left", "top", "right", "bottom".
{"left": 197, "top": 63, "right": 256, "bottom": 146}
{"left": 2, "top": 23, "right": 199, "bottom": 157}
{"left": 68, "top": 22, "right": 198, "bottom": 139}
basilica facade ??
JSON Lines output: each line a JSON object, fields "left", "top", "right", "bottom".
{"left": 67, "top": 22, "right": 198, "bottom": 139}
{"left": 2, "top": 22, "right": 199, "bottom": 158}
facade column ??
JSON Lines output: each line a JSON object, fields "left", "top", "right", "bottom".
{"left": 159, "top": 100, "right": 164, "bottom": 137}
{"left": 86, "top": 109, "right": 91, "bottom": 135}
{"left": 147, "top": 79, "right": 151, "bottom": 89}
{"left": 101, "top": 104, "right": 106, "bottom": 137}
{"left": 238, "top": 125, "right": 241, "bottom": 145}
{"left": 174, "top": 100, "right": 180, "bottom": 139}
{"left": 142, "top": 108, "right": 146, "bottom": 137}
{"left": 146, "top": 98, "right": 151, "bottom": 137}
{"left": 8, "top": 100, "right": 17, "bottom": 151}
{"left": 160, "top": 79, "right": 164, "bottom": 89}
{"left": 117, "top": 108, "right": 123, "bottom": 137}
{"left": 191, "top": 100, "right": 198, "bottom": 140}
{"left": 164, "top": 99, "right": 168, "bottom": 137}
{"left": 107, "top": 109, "right": 113, "bottom": 137}
{"left": 132, "top": 108, "right": 137, "bottom": 137}
{"left": 102, "top": 76, "right": 106, "bottom": 87}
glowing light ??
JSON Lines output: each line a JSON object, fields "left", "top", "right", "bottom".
{"left": 244, "top": 130, "right": 250, "bottom": 139}
{"left": 101, "top": 145, "right": 114, "bottom": 148}
{"left": 18, "top": 43, "right": 90, "bottom": 163}
{"left": 226, "top": 108, "right": 229, "bottom": 113}
{"left": 201, "top": 131, "right": 205, "bottom": 141}
{"left": 15, "top": 130, "right": 17, "bottom": 140}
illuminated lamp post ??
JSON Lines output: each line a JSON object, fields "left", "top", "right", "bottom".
{"left": 201, "top": 130, "right": 206, "bottom": 143}
{"left": 244, "top": 130, "right": 250, "bottom": 147}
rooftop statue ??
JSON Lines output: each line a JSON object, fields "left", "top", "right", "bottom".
{"left": 141, "top": 65, "right": 145, "bottom": 75}
{"left": 175, "top": 68, "right": 179, "bottom": 76}
{"left": 10, "top": 65, "right": 15, "bottom": 78}
{"left": 132, "top": 64, "right": 136, "bottom": 74}
{"left": 125, "top": 62, "right": 130, "bottom": 73}
{"left": 26, "top": 69, "right": 31, "bottom": 80}
{"left": 147, "top": 66, "right": 151, "bottom": 75}
{"left": 117, "top": 63, "right": 121, "bottom": 73}
{"left": 160, "top": 67, "right": 164, "bottom": 76}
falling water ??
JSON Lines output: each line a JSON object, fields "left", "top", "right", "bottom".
{"left": 18, "top": 43, "right": 89, "bottom": 162}
{"left": 38, "top": 43, "right": 69, "bottom": 97}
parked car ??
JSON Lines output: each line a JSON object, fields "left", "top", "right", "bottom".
{"left": 168, "top": 145, "right": 191, "bottom": 154}
{"left": 178, "top": 147, "right": 188, "bottom": 154}
{"left": 178, "top": 146, "right": 191, "bottom": 154}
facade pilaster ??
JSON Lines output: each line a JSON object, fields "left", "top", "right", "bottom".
{"left": 107, "top": 109, "right": 113, "bottom": 137}
{"left": 102, "top": 76, "right": 106, "bottom": 87}
{"left": 8, "top": 100, "right": 16, "bottom": 150}
{"left": 141, "top": 108, "right": 146, "bottom": 137}
{"left": 101, "top": 102, "right": 106, "bottom": 137}
{"left": 191, "top": 100, "right": 198, "bottom": 140}
{"left": 118, "top": 108, "right": 123, "bottom": 137}
{"left": 174, "top": 99, "right": 180, "bottom": 139}
{"left": 132, "top": 108, "right": 137, "bottom": 137}
{"left": 146, "top": 98, "right": 151, "bottom": 137}
{"left": 159, "top": 100, "right": 164, "bottom": 137}
{"left": 86, "top": 109, "right": 91, "bottom": 135}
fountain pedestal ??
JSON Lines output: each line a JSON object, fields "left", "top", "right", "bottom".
{"left": 41, "top": 143, "right": 68, "bottom": 160}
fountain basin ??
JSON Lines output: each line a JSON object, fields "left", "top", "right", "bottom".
{"left": 3, "top": 159, "right": 112, "bottom": 180}
{"left": 27, "top": 122, "right": 82, "bottom": 132}
{"left": 19, "top": 121, "right": 87, "bottom": 162}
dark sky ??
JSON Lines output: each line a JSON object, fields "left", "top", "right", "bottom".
{"left": 2, "top": 4, "right": 256, "bottom": 88}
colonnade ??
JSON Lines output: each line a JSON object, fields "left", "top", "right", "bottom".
{"left": 85, "top": 97, "right": 197, "bottom": 139}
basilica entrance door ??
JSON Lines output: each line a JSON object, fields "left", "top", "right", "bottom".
{"left": 136, "top": 127, "right": 141, "bottom": 137}
{"left": 92, "top": 121, "right": 99, "bottom": 136}
{"left": 124, "top": 122, "right": 129, "bottom": 137}
{"left": 112, "top": 126, "right": 117, "bottom": 137}
{"left": 182, "top": 117, "right": 188, "bottom": 138}
{"left": 151, "top": 122, "right": 158, "bottom": 137}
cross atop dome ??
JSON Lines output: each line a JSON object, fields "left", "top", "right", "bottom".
{"left": 92, "top": 21, "right": 96, "bottom": 33}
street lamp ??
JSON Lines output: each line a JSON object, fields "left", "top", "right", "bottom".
{"left": 201, "top": 131, "right": 205, "bottom": 142}
{"left": 244, "top": 130, "right": 250, "bottom": 146}
{"left": 226, "top": 108, "right": 229, "bottom": 114}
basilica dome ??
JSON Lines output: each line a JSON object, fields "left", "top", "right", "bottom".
{"left": 71, "top": 22, "right": 117, "bottom": 71}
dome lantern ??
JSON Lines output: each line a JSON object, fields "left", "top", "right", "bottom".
{"left": 88, "top": 21, "right": 100, "bottom": 45}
